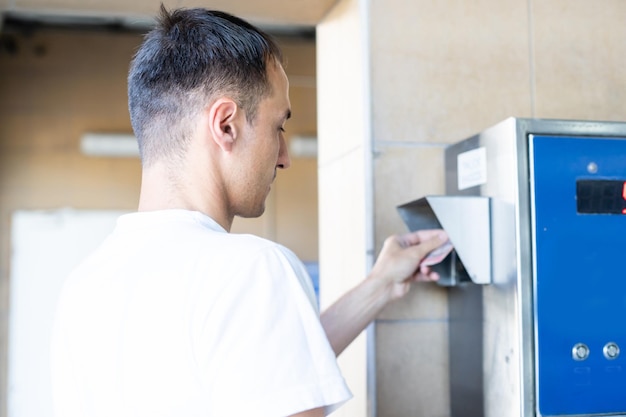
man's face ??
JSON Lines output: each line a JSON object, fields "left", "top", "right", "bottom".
{"left": 229, "top": 62, "right": 292, "bottom": 218}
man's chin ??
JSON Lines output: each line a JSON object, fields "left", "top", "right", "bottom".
{"left": 236, "top": 204, "right": 266, "bottom": 219}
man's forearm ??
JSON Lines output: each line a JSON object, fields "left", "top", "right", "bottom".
{"left": 320, "top": 276, "right": 392, "bottom": 356}
{"left": 320, "top": 231, "right": 445, "bottom": 356}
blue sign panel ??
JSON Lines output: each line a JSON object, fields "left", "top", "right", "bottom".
{"left": 532, "top": 135, "right": 626, "bottom": 415}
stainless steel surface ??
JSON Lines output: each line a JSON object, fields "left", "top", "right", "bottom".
{"left": 445, "top": 117, "right": 525, "bottom": 417}
{"left": 397, "top": 196, "right": 493, "bottom": 285}
{"left": 400, "top": 117, "right": 626, "bottom": 417}
{"left": 428, "top": 196, "right": 491, "bottom": 285}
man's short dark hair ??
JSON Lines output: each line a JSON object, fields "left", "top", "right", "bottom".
{"left": 128, "top": 5, "right": 283, "bottom": 166}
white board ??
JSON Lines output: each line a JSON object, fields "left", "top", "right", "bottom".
{"left": 8, "top": 209, "right": 128, "bottom": 417}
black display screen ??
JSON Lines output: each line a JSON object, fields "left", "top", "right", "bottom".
{"left": 576, "top": 179, "right": 626, "bottom": 214}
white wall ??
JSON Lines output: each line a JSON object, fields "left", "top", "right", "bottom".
{"left": 8, "top": 209, "right": 126, "bottom": 417}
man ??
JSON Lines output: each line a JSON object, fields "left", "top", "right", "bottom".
{"left": 51, "top": 6, "right": 448, "bottom": 417}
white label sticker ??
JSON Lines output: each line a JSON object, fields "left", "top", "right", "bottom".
{"left": 457, "top": 147, "right": 487, "bottom": 190}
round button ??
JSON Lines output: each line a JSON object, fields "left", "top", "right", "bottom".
{"left": 603, "top": 342, "right": 620, "bottom": 360}
{"left": 572, "top": 343, "right": 590, "bottom": 361}
{"left": 587, "top": 162, "right": 598, "bottom": 174}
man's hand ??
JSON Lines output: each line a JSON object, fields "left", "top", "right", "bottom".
{"left": 321, "top": 229, "right": 449, "bottom": 356}
{"left": 369, "top": 229, "right": 448, "bottom": 300}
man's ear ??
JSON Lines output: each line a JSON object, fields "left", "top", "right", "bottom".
{"left": 207, "top": 98, "right": 240, "bottom": 152}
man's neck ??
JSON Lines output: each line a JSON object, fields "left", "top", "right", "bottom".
{"left": 137, "top": 164, "right": 233, "bottom": 232}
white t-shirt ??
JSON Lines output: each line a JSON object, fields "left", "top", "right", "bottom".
{"left": 51, "top": 210, "right": 351, "bottom": 417}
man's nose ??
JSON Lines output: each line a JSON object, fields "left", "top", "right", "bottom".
{"left": 277, "top": 136, "right": 291, "bottom": 169}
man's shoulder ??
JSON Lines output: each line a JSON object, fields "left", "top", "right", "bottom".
{"left": 222, "top": 233, "right": 300, "bottom": 268}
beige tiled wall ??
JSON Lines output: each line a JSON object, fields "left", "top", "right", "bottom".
{"left": 369, "top": 0, "right": 533, "bottom": 412}
{"left": 318, "top": 0, "right": 626, "bottom": 416}
{"left": 370, "top": 0, "right": 533, "bottom": 145}
{"left": 317, "top": 0, "right": 371, "bottom": 416}
{"left": 532, "top": 1, "right": 626, "bottom": 120}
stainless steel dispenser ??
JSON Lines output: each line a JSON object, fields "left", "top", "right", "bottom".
{"left": 398, "top": 118, "right": 626, "bottom": 417}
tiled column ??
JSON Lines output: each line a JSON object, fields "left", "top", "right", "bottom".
{"left": 317, "top": 0, "right": 372, "bottom": 416}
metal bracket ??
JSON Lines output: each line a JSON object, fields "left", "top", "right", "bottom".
{"left": 397, "top": 196, "right": 494, "bottom": 286}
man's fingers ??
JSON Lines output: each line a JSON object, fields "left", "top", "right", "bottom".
{"left": 399, "top": 229, "right": 448, "bottom": 247}
{"left": 418, "top": 264, "right": 440, "bottom": 282}
{"left": 404, "top": 231, "right": 448, "bottom": 261}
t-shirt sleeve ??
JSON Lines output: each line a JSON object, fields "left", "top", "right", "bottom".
{"left": 194, "top": 245, "right": 352, "bottom": 417}
{"left": 276, "top": 245, "right": 320, "bottom": 315}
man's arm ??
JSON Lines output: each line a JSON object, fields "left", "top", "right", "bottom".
{"left": 320, "top": 230, "right": 447, "bottom": 356}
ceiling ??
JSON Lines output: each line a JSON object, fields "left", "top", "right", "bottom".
{"left": 1, "top": 0, "right": 338, "bottom": 31}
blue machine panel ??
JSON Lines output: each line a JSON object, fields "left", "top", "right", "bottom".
{"left": 532, "top": 135, "right": 626, "bottom": 416}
